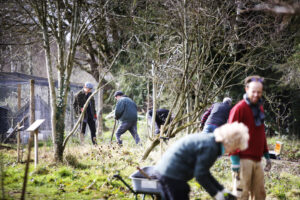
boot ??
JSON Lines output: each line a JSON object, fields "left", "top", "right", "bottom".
{"left": 92, "top": 137, "right": 97, "bottom": 145}
{"left": 80, "top": 133, "right": 85, "bottom": 144}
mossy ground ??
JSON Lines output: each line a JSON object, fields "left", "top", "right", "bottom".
{"left": 0, "top": 118, "right": 299, "bottom": 199}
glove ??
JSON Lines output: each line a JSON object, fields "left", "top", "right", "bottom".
{"left": 264, "top": 159, "right": 271, "bottom": 172}
{"left": 94, "top": 114, "right": 97, "bottom": 119}
{"left": 230, "top": 155, "right": 240, "bottom": 172}
{"left": 214, "top": 190, "right": 237, "bottom": 200}
{"left": 223, "top": 192, "right": 237, "bottom": 200}
{"left": 214, "top": 191, "right": 225, "bottom": 200}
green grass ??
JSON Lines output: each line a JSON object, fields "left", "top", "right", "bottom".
{"left": 1, "top": 117, "right": 299, "bottom": 199}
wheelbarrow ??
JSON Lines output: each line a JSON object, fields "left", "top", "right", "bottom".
{"left": 113, "top": 166, "right": 161, "bottom": 200}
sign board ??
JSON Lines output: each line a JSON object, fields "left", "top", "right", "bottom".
{"left": 26, "top": 119, "right": 45, "bottom": 132}
{"left": 274, "top": 141, "right": 283, "bottom": 155}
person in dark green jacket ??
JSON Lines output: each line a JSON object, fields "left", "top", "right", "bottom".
{"left": 155, "top": 122, "right": 249, "bottom": 200}
{"left": 114, "top": 91, "right": 140, "bottom": 145}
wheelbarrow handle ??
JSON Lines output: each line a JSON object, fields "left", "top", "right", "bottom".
{"left": 113, "top": 174, "right": 136, "bottom": 195}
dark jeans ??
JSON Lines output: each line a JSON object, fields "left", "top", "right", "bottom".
{"left": 158, "top": 175, "right": 190, "bottom": 200}
{"left": 115, "top": 121, "right": 140, "bottom": 144}
{"left": 81, "top": 117, "right": 96, "bottom": 144}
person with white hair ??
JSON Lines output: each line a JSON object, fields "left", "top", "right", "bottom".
{"left": 73, "top": 82, "right": 97, "bottom": 145}
{"left": 200, "top": 97, "right": 232, "bottom": 133}
{"left": 155, "top": 122, "right": 249, "bottom": 200}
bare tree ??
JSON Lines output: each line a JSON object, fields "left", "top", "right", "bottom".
{"left": 139, "top": 0, "right": 293, "bottom": 159}
{"left": 16, "top": 0, "right": 99, "bottom": 162}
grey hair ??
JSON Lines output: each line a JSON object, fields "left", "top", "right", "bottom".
{"left": 223, "top": 97, "right": 232, "bottom": 105}
{"left": 214, "top": 122, "right": 249, "bottom": 151}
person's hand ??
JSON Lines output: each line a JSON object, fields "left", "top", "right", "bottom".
{"left": 94, "top": 114, "right": 97, "bottom": 119}
{"left": 214, "top": 191, "right": 225, "bottom": 200}
{"left": 264, "top": 159, "right": 272, "bottom": 172}
{"left": 80, "top": 108, "right": 83, "bottom": 112}
{"left": 223, "top": 192, "right": 237, "bottom": 200}
{"left": 214, "top": 190, "right": 237, "bottom": 200}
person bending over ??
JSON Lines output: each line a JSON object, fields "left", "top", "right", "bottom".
{"left": 155, "top": 122, "right": 249, "bottom": 200}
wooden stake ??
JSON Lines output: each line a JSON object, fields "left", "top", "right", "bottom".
{"left": 18, "top": 84, "right": 21, "bottom": 110}
{"left": 21, "top": 132, "right": 33, "bottom": 200}
{"left": 30, "top": 79, "right": 35, "bottom": 124}
{"left": 34, "top": 129, "right": 38, "bottom": 168}
{"left": 21, "top": 79, "right": 35, "bottom": 199}
{"left": 17, "top": 122, "right": 21, "bottom": 163}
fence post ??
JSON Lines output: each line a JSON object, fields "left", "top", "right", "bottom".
{"left": 21, "top": 79, "right": 35, "bottom": 200}
{"left": 17, "top": 122, "right": 21, "bottom": 163}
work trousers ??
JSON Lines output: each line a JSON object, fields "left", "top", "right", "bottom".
{"left": 239, "top": 159, "right": 266, "bottom": 200}
{"left": 81, "top": 116, "right": 96, "bottom": 144}
{"left": 158, "top": 175, "right": 190, "bottom": 200}
{"left": 115, "top": 121, "right": 140, "bottom": 145}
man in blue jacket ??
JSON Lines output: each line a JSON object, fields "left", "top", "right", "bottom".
{"left": 200, "top": 97, "right": 232, "bottom": 133}
{"left": 114, "top": 91, "right": 140, "bottom": 145}
{"left": 155, "top": 122, "right": 249, "bottom": 200}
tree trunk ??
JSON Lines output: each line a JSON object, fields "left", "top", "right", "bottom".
{"left": 151, "top": 62, "right": 157, "bottom": 137}
{"left": 183, "top": 0, "right": 191, "bottom": 134}
{"left": 26, "top": 39, "right": 33, "bottom": 75}
{"left": 54, "top": 106, "right": 65, "bottom": 162}
{"left": 97, "top": 83, "right": 104, "bottom": 136}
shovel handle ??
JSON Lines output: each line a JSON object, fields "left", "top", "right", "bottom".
{"left": 137, "top": 167, "right": 152, "bottom": 180}
{"left": 110, "top": 119, "right": 117, "bottom": 143}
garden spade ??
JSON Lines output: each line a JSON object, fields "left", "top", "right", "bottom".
{"left": 110, "top": 119, "right": 117, "bottom": 144}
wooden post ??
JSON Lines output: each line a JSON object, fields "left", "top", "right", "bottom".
{"left": 17, "top": 122, "right": 21, "bottom": 163}
{"left": 21, "top": 79, "right": 35, "bottom": 200}
{"left": 30, "top": 79, "right": 35, "bottom": 124}
{"left": 34, "top": 129, "right": 38, "bottom": 168}
{"left": 21, "top": 131, "right": 33, "bottom": 200}
{"left": 30, "top": 79, "right": 36, "bottom": 166}
{"left": 18, "top": 84, "right": 21, "bottom": 110}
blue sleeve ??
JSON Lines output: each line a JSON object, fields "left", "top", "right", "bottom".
{"left": 230, "top": 155, "right": 240, "bottom": 165}
{"left": 115, "top": 100, "right": 125, "bottom": 119}
{"left": 264, "top": 152, "right": 270, "bottom": 160}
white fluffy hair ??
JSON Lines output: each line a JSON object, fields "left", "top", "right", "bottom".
{"left": 214, "top": 122, "right": 249, "bottom": 151}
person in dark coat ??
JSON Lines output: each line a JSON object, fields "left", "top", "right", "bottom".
{"left": 200, "top": 97, "right": 232, "bottom": 133}
{"left": 114, "top": 91, "right": 140, "bottom": 145}
{"left": 73, "top": 82, "right": 97, "bottom": 145}
{"left": 155, "top": 122, "right": 249, "bottom": 200}
{"left": 147, "top": 108, "right": 171, "bottom": 135}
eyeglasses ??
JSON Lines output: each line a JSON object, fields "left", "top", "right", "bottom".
{"left": 248, "top": 77, "right": 264, "bottom": 83}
